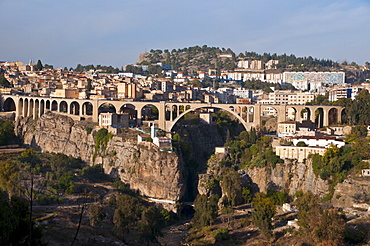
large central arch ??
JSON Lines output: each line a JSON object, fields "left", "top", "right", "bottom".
{"left": 167, "top": 105, "right": 253, "bottom": 132}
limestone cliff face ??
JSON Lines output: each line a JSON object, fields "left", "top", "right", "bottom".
{"left": 199, "top": 154, "right": 329, "bottom": 198}
{"left": 332, "top": 177, "right": 370, "bottom": 208}
{"left": 242, "top": 160, "right": 329, "bottom": 197}
{"left": 16, "top": 112, "right": 185, "bottom": 202}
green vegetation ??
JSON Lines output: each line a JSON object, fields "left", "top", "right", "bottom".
{"left": 0, "top": 148, "right": 173, "bottom": 245}
{"left": 295, "top": 191, "right": 345, "bottom": 245}
{"left": 239, "top": 79, "right": 296, "bottom": 92}
{"left": 0, "top": 76, "right": 10, "bottom": 87}
{"left": 85, "top": 126, "right": 93, "bottom": 134}
{"left": 74, "top": 64, "right": 121, "bottom": 73}
{"left": 0, "top": 190, "right": 44, "bottom": 245}
{"left": 0, "top": 120, "right": 16, "bottom": 145}
{"left": 36, "top": 59, "right": 43, "bottom": 71}
{"left": 226, "top": 132, "right": 283, "bottom": 169}
{"left": 252, "top": 193, "right": 276, "bottom": 239}
{"left": 93, "top": 128, "right": 113, "bottom": 161}
{"left": 212, "top": 110, "right": 239, "bottom": 139}
{"left": 87, "top": 203, "right": 106, "bottom": 227}
{"left": 191, "top": 194, "right": 219, "bottom": 228}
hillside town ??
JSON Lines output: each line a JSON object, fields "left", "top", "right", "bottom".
{"left": 1, "top": 58, "right": 370, "bottom": 155}
{"left": 1, "top": 54, "right": 370, "bottom": 245}
{"left": 1, "top": 59, "right": 369, "bottom": 105}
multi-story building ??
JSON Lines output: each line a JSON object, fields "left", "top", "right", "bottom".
{"left": 263, "top": 90, "right": 315, "bottom": 105}
{"left": 233, "top": 88, "right": 253, "bottom": 99}
{"left": 99, "top": 112, "right": 129, "bottom": 128}
{"left": 283, "top": 72, "right": 346, "bottom": 91}
{"left": 328, "top": 86, "right": 363, "bottom": 102}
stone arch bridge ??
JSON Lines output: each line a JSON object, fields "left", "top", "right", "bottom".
{"left": 0, "top": 95, "right": 344, "bottom": 132}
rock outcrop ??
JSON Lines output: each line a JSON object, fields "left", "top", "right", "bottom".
{"left": 332, "top": 177, "right": 370, "bottom": 209}
{"left": 199, "top": 154, "right": 329, "bottom": 198}
{"left": 16, "top": 112, "right": 185, "bottom": 204}
{"left": 242, "top": 159, "right": 329, "bottom": 197}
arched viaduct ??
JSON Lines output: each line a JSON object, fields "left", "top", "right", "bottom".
{"left": 0, "top": 95, "right": 344, "bottom": 132}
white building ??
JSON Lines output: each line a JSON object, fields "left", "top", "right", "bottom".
{"left": 276, "top": 146, "right": 326, "bottom": 162}
{"left": 291, "top": 136, "right": 345, "bottom": 148}
{"left": 233, "top": 88, "right": 253, "bottom": 99}
{"left": 99, "top": 113, "right": 129, "bottom": 128}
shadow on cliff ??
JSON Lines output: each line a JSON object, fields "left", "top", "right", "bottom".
{"left": 26, "top": 135, "right": 41, "bottom": 151}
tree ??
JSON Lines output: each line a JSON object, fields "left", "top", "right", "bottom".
{"left": 0, "top": 120, "right": 16, "bottom": 145}
{"left": 192, "top": 194, "right": 219, "bottom": 228}
{"left": 86, "top": 79, "right": 93, "bottom": 91}
{"left": 139, "top": 206, "right": 165, "bottom": 244}
{"left": 295, "top": 191, "right": 345, "bottom": 245}
{"left": 0, "top": 190, "right": 44, "bottom": 245}
{"left": 35, "top": 60, "right": 43, "bottom": 71}
{"left": 87, "top": 204, "right": 105, "bottom": 227}
{"left": 17, "top": 149, "right": 42, "bottom": 245}
{"left": 0, "top": 160, "right": 20, "bottom": 197}
{"left": 113, "top": 194, "right": 142, "bottom": 240}
{"left": 252, "top": 193, "right": 276, "bottom": 239}
{"left": 220, "top": 167, "right": 242, "bottom": 207}
{"left": 0, "top": 77, "right": 10, "bottom": 87}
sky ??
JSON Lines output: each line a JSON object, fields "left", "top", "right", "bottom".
{"left": 0, "top": 0, "right": 369, "bottom": 69}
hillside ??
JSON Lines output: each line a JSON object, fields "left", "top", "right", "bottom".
{"left": 136, "top": 45, "right": 340, "bottom": 74}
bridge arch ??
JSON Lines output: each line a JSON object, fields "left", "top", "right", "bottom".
{"left": 59, "top": 101, "right": 68, "bottom": 113}
{"left": 141, "top": 104, "right": 159, "bottom": 121}
{"left": 3, "top": 97, "right": 16, "bottom": 112}
{"left": 82, "top": 102, "right": 93, "bottom": 115}
{"left": 314, "top": 107, "right": 325, "bottom": 128}
{"left": 286, "top": 106, "right": 298, "bottom": 121}
{"left": 40, "top": 99, "right": 45, "bottom": 116}
{"left": 98, "top": 102, "right": 116, "bottom": 114}
{"left": 45, "top": 99, "right": 51, "bottom": 111}
{"left": 328, "top": 108, "right": 339, "bottom": 125}
{"left": 119, "top": 104, "right": 137, "bottom": 120}
{"left": 51, "top": 100, "right": 58, "bottom": 111}
{"left": 70, "top": 101, "right": 80, "bottom": 115}
{"left": 168, "top": 105, "right": 251, "bottom": 132}
{"left": 23, "top": 98, "right": 29, "bottom": 117}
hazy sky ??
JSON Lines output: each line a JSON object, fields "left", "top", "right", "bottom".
{"left": 0, "top": 0, "right": 369, "bottom": 69}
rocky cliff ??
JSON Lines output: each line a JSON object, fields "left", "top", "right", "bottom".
{"left": 242, "top": 159, "right": 329, "bottom": 197}
{"left": 199, "top": 154, "right": 330, "bottom": 198}
{"left": 332, "top": 177, "right": 370, "bottom": 209}
{"left": 16, "top": 112, "right": 185, "bottom": 204}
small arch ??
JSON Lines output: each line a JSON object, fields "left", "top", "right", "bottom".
{"left": 35, "top": 99, "right": 40, "bottom": 117}
{"left": 286, "top": 107, "right": 297, "bottom": 121}
{"left": 40, "top": 99, "right": 45, "bottom": 116}
{"left": 3, "top": 98, "right": 16, "bottom": 112}
{"left": 248, "top": 106, "right": 255, "bottom": 123}
{"left": 315, "top": 107, "right": 324, "bottom": 128}
{"left": 51, "top": 100, "right": 58, "bottom": 111}
{"left": 171, "top": 105, "right": 178, "bottom": 120}
{"left": 119, "top": 104, "right": 136, "bottom": 119}
{"left": 45, "top": 100, "right": 51, "bottom": 110}
{"left": 165, "top": 105, "right": 171, "bottom": 121}
{"left": 300, "top": 107, "right": 312, "bottom": 121}
{"left": 70, "top": 101, "right": 80, "bottom": 115}
{"left": 59, "top": 101, "right": 68, "bottom": 113}
{"left": 179, "top": 105, "right": 185, "bottom": 114}
{"left": 141, "top": 104, "right": 159, "bottom": 121}
{"left": 24, "top": 98, "right": 29, "bottom": 117}
{"left": 328, "top": 108, "right": 339, "bottom": 125}
{"left": 99, "top": 103, "right": 117, "bottom": 114}
{"left": 18, "top": 98, "right": 24, "bottom": 117}
{"left": 82, "top": 102, "right": 93, "bottom": 115}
